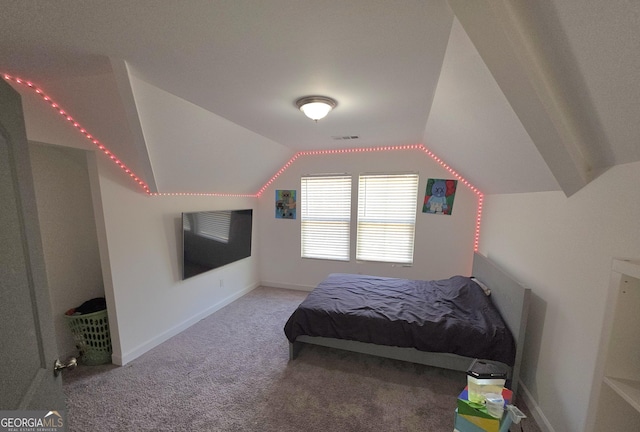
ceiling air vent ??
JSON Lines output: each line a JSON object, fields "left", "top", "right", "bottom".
{"left": 331, "top": 135, "right": 359, "bottom": 141}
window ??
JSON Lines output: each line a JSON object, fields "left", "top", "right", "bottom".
{"left": 300, "top": 175, "right": 352, "bottom": 261}
{"left": 356, "top": 173, "right": 419, "bottom": 264}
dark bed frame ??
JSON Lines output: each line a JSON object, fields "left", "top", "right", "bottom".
{"left": 288, "top": 252, "right": 531, "bottom": 398}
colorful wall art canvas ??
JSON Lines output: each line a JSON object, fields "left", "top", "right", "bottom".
{"left": 423, "top": 179, "right": 457, "bottom": 215}
{"left": 275, "top": 190, "right": 296, "bottom": 219}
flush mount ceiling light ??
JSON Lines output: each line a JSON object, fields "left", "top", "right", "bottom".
{"left": 295, "top": 96, "right": 337, "bottom": 121}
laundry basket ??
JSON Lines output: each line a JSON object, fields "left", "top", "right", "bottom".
{"left": 65, "top": 308, "right": 112, "bottom": 365}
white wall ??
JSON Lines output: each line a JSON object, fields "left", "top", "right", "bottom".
{"left": 17, "top": 72, "right": 261, "bottom": 367}
{"left": 29, "top": 142, "right": 104, "bottom": 360}
{"left": 479, "top": 161, "right": 640, "bottom": 432}
{"left": 90, "top": 155, "right": 259, "bottom": 365}
{"left": 257, "top": 148, "right": 479, "bottom": 289}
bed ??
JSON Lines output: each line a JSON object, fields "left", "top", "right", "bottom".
{"left": 284, "top": 252, "right": 531, "bottom": 397}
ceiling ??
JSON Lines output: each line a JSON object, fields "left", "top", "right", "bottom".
{"left": 1, "top": 1, "right": 638, "bottom": 196}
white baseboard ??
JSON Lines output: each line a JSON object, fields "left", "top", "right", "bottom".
{"left": 519, "top": 380, "right": 555, "bottom": 432}
{"left": 113, "top": 282, "right": 259, "bottom": 366}
{"left": 260, "top": 280, "right": 316, "bottom": 292}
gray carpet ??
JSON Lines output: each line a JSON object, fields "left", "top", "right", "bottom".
{"left": 63, "top": 286, "right": 540, "bottom": 431}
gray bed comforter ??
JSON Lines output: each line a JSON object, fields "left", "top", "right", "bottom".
{"left": 284, "top": 273, "right": 515, "bottom": 366}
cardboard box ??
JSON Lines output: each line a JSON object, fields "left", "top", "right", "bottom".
{"left": 457, "top": 386, "right": 513, "bottom": 419}
{"left": 454, "top": 408, "right": 512, "bottom": 432}
{"left": 455, "top": 387, "right": 513, "bottom": 432}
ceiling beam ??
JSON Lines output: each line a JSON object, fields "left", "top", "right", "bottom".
{"left": 109, "top": 59, "right": 158, "bottom": 193}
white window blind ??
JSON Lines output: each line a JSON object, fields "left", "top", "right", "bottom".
{"left": 301, "top": 175, "right": 352, "bottom": 261}
{"left": 356, "top": 173, "right": 419, "bottom": 264}
{"left": 193, "top": 211, "right": 231, "bottom": 243}
{"left": 183, "top": 214, "right": 192, "bottom": 232}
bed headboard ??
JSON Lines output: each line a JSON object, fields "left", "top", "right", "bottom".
{"left": 472, "top": 252, "right": 531, "bottom": 397}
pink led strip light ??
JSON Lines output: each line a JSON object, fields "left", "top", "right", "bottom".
{"left": 3, "top": 73, "right": 150, "bottom": 194}
{"left": 254, "top": 145, "right": 484, "bottom": 251}
{"left": 418, "top": 145, "right": 484, "bottom": 252}
{"left": 4, "top": 74, "right": 483, "bottom": 249}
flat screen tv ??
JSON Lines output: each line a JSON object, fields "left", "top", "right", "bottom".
{"left": 182, "top": 209, "right": 253, "bottom": 280}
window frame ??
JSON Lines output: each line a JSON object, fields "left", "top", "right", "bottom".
{"left": 355, "top": 172, "right": 419, "bottom": 265}
{"left": 300, "top": 174, "right": 353, "bottom": 261}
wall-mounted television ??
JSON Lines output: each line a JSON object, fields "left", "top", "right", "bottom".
{"left": 182, "top": 209, "right": 253, "bottom": 280}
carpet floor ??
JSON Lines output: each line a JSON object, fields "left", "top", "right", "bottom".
{"left": 63, "top": 286, "right": 541, "bottom": 432}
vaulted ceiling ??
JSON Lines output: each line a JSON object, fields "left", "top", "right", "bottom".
{"left": 1, "top": 1, "right": 638, "bottom": 196}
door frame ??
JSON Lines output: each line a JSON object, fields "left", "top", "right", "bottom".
{"left": 0, "top": 77, "right": 66, "bottom": 411}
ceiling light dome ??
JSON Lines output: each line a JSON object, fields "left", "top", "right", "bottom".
{"left": 295, "top": 96, "right": 337, "bottom": 121}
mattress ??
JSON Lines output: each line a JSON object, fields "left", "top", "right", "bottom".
{"left": 284, "top": 273, "right": 516, "bottom": 365}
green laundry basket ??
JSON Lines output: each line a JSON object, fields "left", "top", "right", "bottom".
{"left": 65, "top": 309, "right": 112, "bottom": 365}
